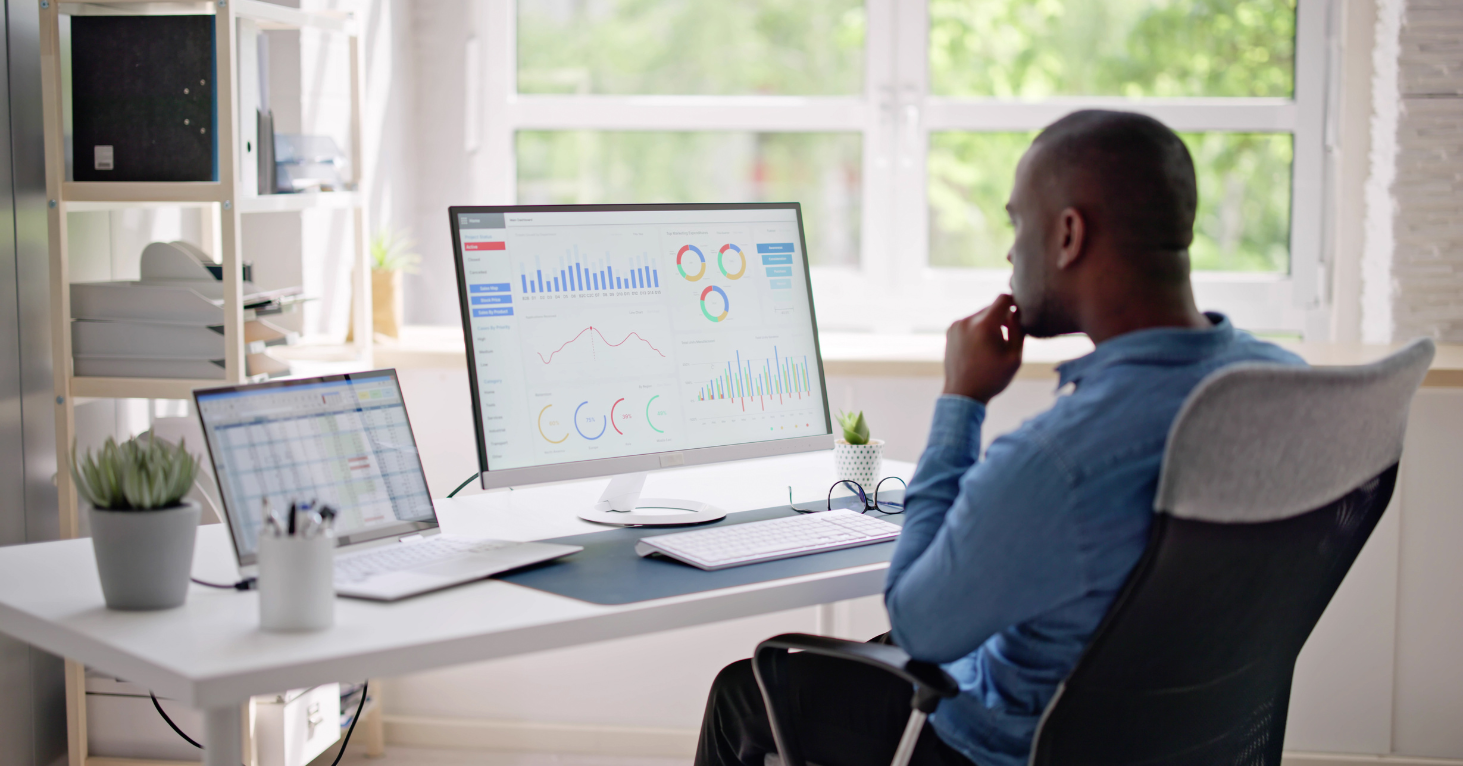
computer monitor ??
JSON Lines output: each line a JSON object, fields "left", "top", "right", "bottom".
{"left": 193, "top": 370, "right": 438, "bottom": 570}
{"left": 449, "top": 203, "right": 834, "bottom": 525}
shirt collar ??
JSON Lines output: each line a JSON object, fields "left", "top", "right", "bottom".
{"left": 1055, "top": 312, "right": 1235, "bottom": 388}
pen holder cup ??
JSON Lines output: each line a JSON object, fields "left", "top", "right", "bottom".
{"left": 257, "top": 533, "right": 335, "bottom": 632}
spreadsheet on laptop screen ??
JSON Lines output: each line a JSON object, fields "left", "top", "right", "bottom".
{"left": 195, "top": 372, "right": 435, "bottom": 557}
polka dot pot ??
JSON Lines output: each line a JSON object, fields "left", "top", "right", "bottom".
{"left": 834, "top": 439, "right": 884, "bottom": 494}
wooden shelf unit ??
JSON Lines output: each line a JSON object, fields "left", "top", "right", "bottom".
{"left": 39, "top": 2, "right": 376, "bottom": 765}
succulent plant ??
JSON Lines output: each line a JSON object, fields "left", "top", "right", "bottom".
{"left": 835, "top": 410, "right": 870, "bottom": 445}
{"left": 70, "top": 434, "right": 200, "bottom": 511}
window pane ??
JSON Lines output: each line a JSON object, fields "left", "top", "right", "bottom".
{"left": 930, "top": 0, "right": 1296, "bottom": 98}
{"left": 517, "top": 131, "right": 862, "bottom": 267}
{"left": 928, "top": 131, "right": 1292, "bottom": 273}
{"left": 518, "top": 0, "right": 865, "bottom": 96}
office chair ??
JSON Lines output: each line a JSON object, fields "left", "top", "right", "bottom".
{"left": 754, "top": 338, "right": 1435, "bottom": 766}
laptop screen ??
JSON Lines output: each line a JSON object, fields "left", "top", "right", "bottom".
{"left": 194, "top": 370, "right": 437, "bottom": 566}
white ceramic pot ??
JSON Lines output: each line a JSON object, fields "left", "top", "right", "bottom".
{"left": 89, "top": 500, "right": 200, "bottom": 610}
{"left": 834, "top": 439, "right": 884, "bottom": 493}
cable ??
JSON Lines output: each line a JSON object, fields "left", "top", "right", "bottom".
{"left": 150, "top": 691, "right": 203, "bottom": 749}
{"left": 190, "top": 577, "right": 256, "bottom": 590}
{"left": 151, "top": 681, "right": 368, "bottom": 766}
{"left": 332, "top": 680, "right": 369, "bottom": 766}
{"left": 447, "top": 472, "right": 479, "bottom": 498}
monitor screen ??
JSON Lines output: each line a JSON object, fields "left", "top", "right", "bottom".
{"left": 194, "top": 370, "right": 437, "bottom": 564}
{"left": 452, "top": 204, "right": 832, "bottom": 476}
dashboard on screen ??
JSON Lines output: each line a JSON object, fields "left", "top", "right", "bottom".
{"left": 451, "top": 204, "right": 832, "bottom": 474}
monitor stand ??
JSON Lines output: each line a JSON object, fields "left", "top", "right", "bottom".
{"left": 578, "top": 472, "right": 726, "bottom": 527}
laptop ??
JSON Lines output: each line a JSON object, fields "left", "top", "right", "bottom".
{"left": 193, "top": 369, "right": 581, "bottom": 601}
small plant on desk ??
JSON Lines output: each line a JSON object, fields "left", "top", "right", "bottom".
{"left": 833, "top": 410, "right": 883, "bottom": 492}
{"left": 71, "top": 434, "right": 201, "bottom": 611}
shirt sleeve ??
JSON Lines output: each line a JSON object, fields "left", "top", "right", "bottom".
{"left": 885, "top": 397, "right": 1087, "bottom": 664}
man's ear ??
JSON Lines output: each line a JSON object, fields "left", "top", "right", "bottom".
{"left": 1055, "top": 207, "right": 1086, "bottom": 270}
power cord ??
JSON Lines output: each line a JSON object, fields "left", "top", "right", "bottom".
{"left": 191, "top": 577, "right": 256, "bottom": 590}
{"left": 149, "top": 691, "right": 202, "bottom": 749}
{"left": 150, "top": 681, "right": 369, "bottom": 766}
{"left": 332, "top": 680, "right": 369, "bottom": 766}
{"left": 446, "top": 472, "right": 513, "bottom": 498}
{"left": 447, "top": 472, "right": 478, "bottom": 497}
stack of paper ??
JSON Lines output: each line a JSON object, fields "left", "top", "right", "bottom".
{"left": 71, "top": 241, "right": 304, "bottom": 380}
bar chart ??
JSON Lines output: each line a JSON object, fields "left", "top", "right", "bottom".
{"left": 696, "top": 346, "right": 813, "bottom": 411}
{"left": 518, "top": 245, "right": 661, "bottom": 295}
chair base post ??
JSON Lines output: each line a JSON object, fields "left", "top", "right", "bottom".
{"left": 890, "top": 710, "right": 927, "bottom": 766}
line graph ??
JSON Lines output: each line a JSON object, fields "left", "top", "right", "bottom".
{"left": 536, "top": 326, "right": 667, "bottom": 365}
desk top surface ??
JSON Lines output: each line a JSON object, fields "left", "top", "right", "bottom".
{"left": 0, "top": 453, "right": 911, "bottom": 709}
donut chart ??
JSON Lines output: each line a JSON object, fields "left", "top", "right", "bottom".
{"left": 574, "top": 401, "right": 607, "bottom": 440}
{"left": 676, "top": 245, "right": 706, "bottom": 282}
{"left": 537, "top": 404, "right": 568, "bottom": 444}
{"left": 646, "top": 395, "right": 664, "bottom": 433}
{"left": 610, "top": 397, "right": 626, "bottom": 435}
{"left": 717, "top": 244, "right": 746, "bottom": 279}
{"left": 700, "top": 285, "right": 729, "bottom": 322}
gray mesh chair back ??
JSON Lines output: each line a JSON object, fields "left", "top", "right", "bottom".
{"left": 1028, "top": 339, "right": 1435, "bottom": 766}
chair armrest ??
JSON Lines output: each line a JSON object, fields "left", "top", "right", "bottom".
{"left": 752, "top": 634, "right": 959, "bottom": 766}
{"left": 757, "top": 633, "right": 959, "bottom": 700}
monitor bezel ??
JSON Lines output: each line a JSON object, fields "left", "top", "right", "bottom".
{"left": 448, "top": 202, "right": 835, "bottom": 490}
{"left": 192, "top": 368, "right": 439, "bottom": 569}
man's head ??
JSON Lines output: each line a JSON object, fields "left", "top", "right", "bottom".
{"left": 1006, "top": 110, "right": 1199, "bottom": 338}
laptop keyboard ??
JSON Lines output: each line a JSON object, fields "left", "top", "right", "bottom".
{"left": 334, "top": 537, "right": 516, "bottom": 584}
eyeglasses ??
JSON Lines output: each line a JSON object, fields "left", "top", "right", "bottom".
{"left": 788, "top": 477, "right": 907, "bottom": 515}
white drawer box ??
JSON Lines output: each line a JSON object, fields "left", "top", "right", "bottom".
{"left": 86, "top": 669, "right": 339, "bottom": 766}
{"left": 255, "top": 684, "right": 341, "bottom": 766}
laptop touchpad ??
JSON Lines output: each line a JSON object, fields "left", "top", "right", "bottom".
{"left": 412, "top": 556, "right": 496, "bottom": 579}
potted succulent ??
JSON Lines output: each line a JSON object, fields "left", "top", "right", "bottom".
{"left": 833, "top": 410, "right": 883, "bottom": 492}
{"left": 70, "top": 435, "right": 202, "bottom": 610}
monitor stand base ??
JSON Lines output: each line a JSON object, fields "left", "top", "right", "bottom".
{"left": 578, "top": 472, "right": 727, "bottom": 527}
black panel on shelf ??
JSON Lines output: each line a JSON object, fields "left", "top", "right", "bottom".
{"left": 71, "top": 15, "right": 217, "bottom": 183}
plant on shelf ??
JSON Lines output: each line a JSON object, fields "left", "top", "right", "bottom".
{"left": 833, "top": 410, "right": 883, "bottom": 492}
{"left": 366, "top": 226, "right": 421, "bottom": 340}
{"left": 71, "top": 434, "right": 202, "bottom": 610}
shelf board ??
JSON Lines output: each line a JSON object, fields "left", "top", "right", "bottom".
{"left": 235, "top": 191, "right": 360, "bottom": 214}
{"left": 70, "top": 376, "right": 228, "bottom": 400}
{"left": 62, "top": 182, "right": 226, "bottom": 206}
{"left": 233, "top": 0, "right": 355, "bottom": 34}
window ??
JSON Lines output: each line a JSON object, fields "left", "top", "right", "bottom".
{"left": 477, "top": 0, "right": 1331, "bottom": 335}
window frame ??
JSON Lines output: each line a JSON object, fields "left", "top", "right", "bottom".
{"left": 476, "top": 0, "right": 1336, "bottom": 336}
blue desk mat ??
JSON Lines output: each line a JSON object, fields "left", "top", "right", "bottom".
{"left": 496, "top": 493, "right": 906, "bottom": 606}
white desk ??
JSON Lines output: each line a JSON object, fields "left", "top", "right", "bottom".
{"left": 0, "top": 452, "right": 912, "bottom": 766}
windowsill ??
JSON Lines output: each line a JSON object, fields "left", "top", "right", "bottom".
{"left": 374, "top": 326, "right": 1463, "bottom": 387}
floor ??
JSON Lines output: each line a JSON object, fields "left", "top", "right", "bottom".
{"left": 329, "top": 746, "right": 689, "bottom": 766}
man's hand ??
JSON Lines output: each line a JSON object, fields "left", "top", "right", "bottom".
{"left": 943, "top": 294, "right": 1026, "bottom": 404}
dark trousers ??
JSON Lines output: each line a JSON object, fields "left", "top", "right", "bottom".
{"left": 695, "top": 634, "right": 976, "bottom": 766}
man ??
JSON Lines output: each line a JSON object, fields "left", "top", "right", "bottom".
{"left": 695, "top": 110, "right": 1305, "bottom": 766}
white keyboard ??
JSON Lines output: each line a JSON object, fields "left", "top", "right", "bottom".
{"left": 334, "top": 537, "right": 517, "bottom": 584}
{"left": 634, "top": 510, "right": 901, "bottom": 571}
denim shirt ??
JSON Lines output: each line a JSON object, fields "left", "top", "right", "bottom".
{"left": 885, "top": 314, "right": 1304, "bottom": 766}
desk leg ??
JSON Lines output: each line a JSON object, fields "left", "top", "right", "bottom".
{"left": 203, "top": 703, "right": 244, "bottom": 766}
